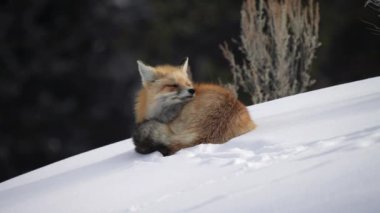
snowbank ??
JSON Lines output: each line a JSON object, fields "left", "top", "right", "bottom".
{"left": 1, "top": 77, "right": 379, "bottom": 213}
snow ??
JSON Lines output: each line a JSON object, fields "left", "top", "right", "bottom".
{"left": 1, "top": 77, "right": 380, "bottom": 213}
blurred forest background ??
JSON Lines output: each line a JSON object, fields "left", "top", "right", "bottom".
{"left": 0, "top": 0, "right": 379, "bottom": 182}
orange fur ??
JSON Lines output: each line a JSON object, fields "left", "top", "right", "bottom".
{"left": 134, "top": 63, "right": 256, "bottom": 154}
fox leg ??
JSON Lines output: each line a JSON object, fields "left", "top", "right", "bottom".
{"left": 133, "top": 119, "right": 199, "bottom": 156}
{"left": 132, "top": 120, "right": 173, "bottom": 156}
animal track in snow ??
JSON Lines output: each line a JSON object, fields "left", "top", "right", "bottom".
{"left": 179, "top": 126, "right": 380, "bottom": 173}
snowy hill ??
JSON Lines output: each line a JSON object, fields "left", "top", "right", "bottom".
{"left": 1, "top": 77, "right": 379, "bottom": 213}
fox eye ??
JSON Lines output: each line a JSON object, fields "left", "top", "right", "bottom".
{"left": 166, "top": 84, "right": 179, "bottom": 88}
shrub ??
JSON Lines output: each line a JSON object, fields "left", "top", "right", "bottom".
{"left": 221, "top": 0, "right": 320, "bottom": 104}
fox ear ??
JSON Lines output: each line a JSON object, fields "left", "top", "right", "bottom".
{"left": 181, "top": 57, "right": 189, "bottom": 74}
{"left": 137, "top": 60, "right": 156, "bottom": 84}
{"left": 181, "top": 57, "right": 192, "bottom": 78}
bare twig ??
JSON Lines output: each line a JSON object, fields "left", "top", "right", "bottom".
{"left": 365, "top": 0, "right": 380, "bottom": 34}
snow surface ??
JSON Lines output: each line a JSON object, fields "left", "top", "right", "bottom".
{"left": 1, "top": 77, "right": 380, "bottom": 213}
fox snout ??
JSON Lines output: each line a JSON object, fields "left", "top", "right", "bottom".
{"left": 183, "top": 88, "right": 195, "bottom": 99}
{"left": 188, "top": 88, "right": 195, "bottom": 95}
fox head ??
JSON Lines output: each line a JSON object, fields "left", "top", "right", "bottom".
{"left": 136, "top": 58, "right": 195, "bottom": 121}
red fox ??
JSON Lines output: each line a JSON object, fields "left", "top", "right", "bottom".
{"left": 133, "top": 58, "right": 256, "bottom": 156}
